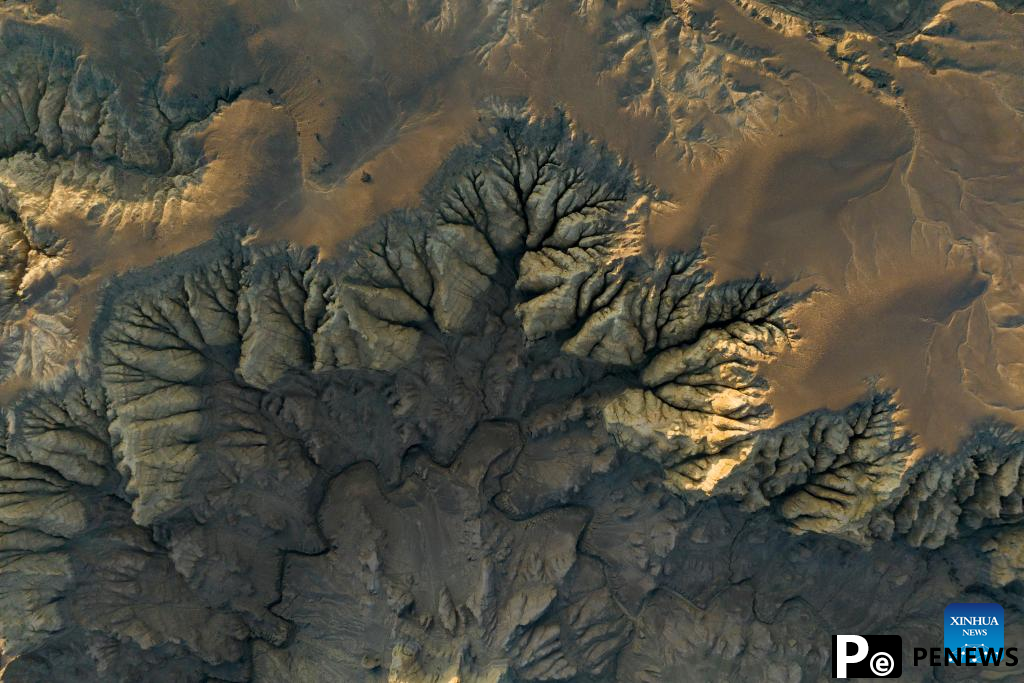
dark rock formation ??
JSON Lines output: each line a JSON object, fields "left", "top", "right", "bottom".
{"left": 0, "top": 105, "right": 1021, "bottom": 682}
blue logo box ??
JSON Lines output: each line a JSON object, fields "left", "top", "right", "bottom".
{"left": 945, "top": 603, "right": 1004, "bottom": 664}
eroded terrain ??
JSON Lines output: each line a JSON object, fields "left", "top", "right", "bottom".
{"left": 0, "top": 0, "right": 1023, "bottom": 681}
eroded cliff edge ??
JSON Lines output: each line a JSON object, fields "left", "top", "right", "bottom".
{"left": 0, "top": 106, "right": 1022, "bottom": 682}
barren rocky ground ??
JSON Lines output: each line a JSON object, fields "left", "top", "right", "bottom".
{"left": 0, "top": 1, "right": 1022, "bottom": 681}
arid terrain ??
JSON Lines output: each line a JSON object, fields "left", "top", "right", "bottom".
{"left": 0, "top": 1, "right": 1022, "bottom": 681}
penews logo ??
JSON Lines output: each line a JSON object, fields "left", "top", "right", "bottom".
{"left": 944, "top": 603, "right": 1004, "bottom": 664}
{"left": 832, "top": 635, "right": 902, "bottom": 678}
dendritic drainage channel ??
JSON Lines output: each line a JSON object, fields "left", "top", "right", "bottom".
{"left": 1, "top": 105, "right": 1023, "bottom": 683}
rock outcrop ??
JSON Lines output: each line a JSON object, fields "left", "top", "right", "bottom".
{"left": 0, "top": 106, "right": 1022, "bottom": 682}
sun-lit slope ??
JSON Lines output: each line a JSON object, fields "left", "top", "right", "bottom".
{"left": 0, "top": 0, "right": 1022, "bottom": 681}
{"left": 0, "top": 0, "right": 510, "bottom": 393}
{"left": 0, "top": 0, "right": 1019, "bottom": 456}
{"left": 0, "top": 108, "right": 1022, "bottom": 682}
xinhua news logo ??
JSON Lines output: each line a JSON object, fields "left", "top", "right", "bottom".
{"left": 945, "top": 603, "right": 1003, "bottom": 664}
{"left": 832, "top": 635, "right": 902, "bottom": 678}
